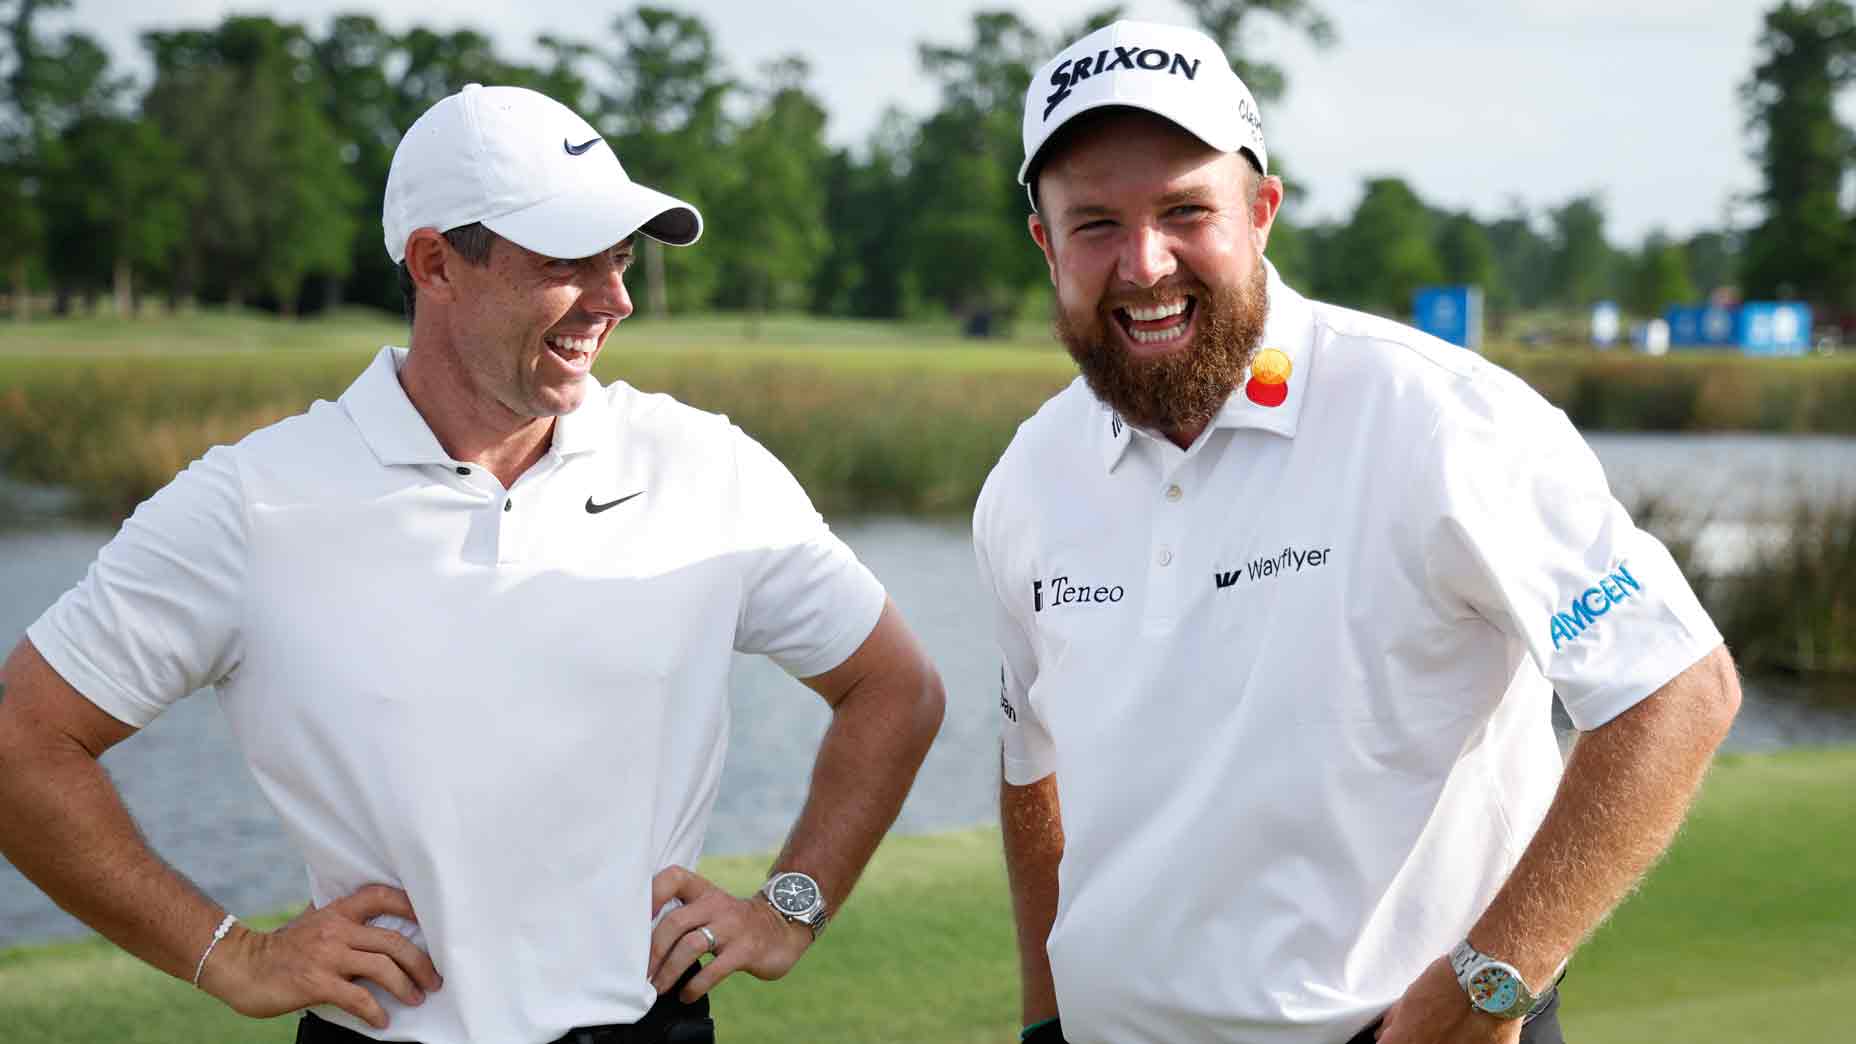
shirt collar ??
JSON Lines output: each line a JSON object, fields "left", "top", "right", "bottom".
{"left": 1098, "top": 259, "right": 1316, "bottom": 472}
{"left": 342, "top": 346, "right": 611, "bottom": 467}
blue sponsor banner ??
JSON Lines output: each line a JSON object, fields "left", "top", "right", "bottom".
{"left": 1700, "top": 305, "right": 1737, "bottom": 346}
{"left": 1736, "top": 302, "right": 1812, "bottom": 356}
{"left": 1413, "top": 285, "right": 1483, "bottom": 349}
{"left": 1665, "top": 306, "right": 1704, "bottom": 347}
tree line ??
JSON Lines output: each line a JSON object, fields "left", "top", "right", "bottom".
{"left": 1, "top": 0, "right": 1850, "bottom": 330}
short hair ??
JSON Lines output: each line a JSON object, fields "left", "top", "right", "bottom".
{"left": 1029, "top": 107, "right": 1263, "bottom": 217}
{"left": 397, "top": 223, "right": 497, "bottom": 322}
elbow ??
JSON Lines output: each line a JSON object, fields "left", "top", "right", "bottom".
{"left": 913, "top": 667, "right": 948, "bottom": 753}
{"left": 1705, "top": 644, "right": 1743, "bottom": 746}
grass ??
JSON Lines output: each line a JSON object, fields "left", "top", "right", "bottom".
{"left": 1, "top": 748, "right": 1851, "bottom": 1042}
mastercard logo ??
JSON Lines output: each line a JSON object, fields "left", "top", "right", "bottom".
{"left": 1245, "top": 348, "right": 1292, "bottom": 407}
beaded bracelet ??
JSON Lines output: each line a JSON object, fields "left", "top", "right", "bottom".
{"left": 191, "top": 913, "right": 238, "bottom": 987}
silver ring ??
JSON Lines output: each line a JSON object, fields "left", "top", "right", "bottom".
{"left": 698, "top": 925, "right": 717, "bottom": 952}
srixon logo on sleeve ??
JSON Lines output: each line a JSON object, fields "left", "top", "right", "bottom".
{"left": 1549, "top": 563, "right": 1643, "bottom": 650}
{"left": 1044, "top": 46, "right": 1203, "bottom": 119}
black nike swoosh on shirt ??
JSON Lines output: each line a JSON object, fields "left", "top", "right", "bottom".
{"left": 585, "top": 491, "right": 644, "bottom": 514}
{"left": 564, "top": 137, "right": 602, "bottom": 156}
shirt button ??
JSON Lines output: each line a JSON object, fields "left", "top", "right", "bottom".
{"left": 455, "top": 466, "right": 471, "bottom": 476}
{"left": 1165, "top": 484, "right": 1183, "bottom": 502}
{"left": 503, "top": 499, "right": 513, "bottom": 512}
{"left": 1158, "top": 549, "right": 1173, "bottom": 566}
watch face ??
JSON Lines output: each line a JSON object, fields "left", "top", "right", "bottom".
{"left": 770, "top": 873, "right": 820, "bottom": 916}
{"left": 1467, "top": 966, "right": 1522, "bottom": 1014}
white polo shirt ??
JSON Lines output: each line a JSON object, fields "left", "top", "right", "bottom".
{"left": 973, "top": 266, "right": 1721, "bottom": 1044}
{"left": 29, "top": 347, "right": 885, "bottom": 1044}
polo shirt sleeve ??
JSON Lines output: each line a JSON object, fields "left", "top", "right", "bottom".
{"left": 1420, "top": 374, "right": 1722, "bottom": 731}
{"left": 728, "top": 426, "right": 885, "bottom": 679}
{"left": 25, "top": 446, "right": 249, "bottom": 728}
{"left": 974, "top": 479, "right": 1056, "bottom": 785}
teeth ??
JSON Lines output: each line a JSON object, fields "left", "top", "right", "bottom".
{"left": 547, "top": 335, "right": 595, "bottom": 354}
{"left": 1125, "top": 299, "right": 1188, "bottom": 323}
{"left": 1130, "top": 325, "right": 1188, "bottom": 345}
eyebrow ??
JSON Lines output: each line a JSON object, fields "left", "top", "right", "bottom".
{"left": 1059, "top": 187, "right": 1219, "bottom": 224}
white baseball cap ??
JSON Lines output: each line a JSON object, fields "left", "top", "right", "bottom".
{"left": 1019, "top": 20, "right": 1267, "bottom": 194}
{"left": 383, "top": 83, "right": 702, "bottom": 264}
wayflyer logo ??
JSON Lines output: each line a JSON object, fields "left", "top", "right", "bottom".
{"left": 1245, "top": 348, "right": 1291, "bottom": 407}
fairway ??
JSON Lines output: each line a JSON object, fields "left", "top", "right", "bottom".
{"left": 1, "top": 748, "right": 1850, "bottom": 1043}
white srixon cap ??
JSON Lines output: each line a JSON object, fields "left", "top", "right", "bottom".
{"left": 383, "top": 84, "right": 702, "bottom": 263}
{"left": 1020, "top": 20, "right": 1267, "bottom": 188}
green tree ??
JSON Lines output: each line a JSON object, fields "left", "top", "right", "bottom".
{"left": 3, "top": 2, "right": 124, "bottom": 316}
{"left": 1547, "top": 194, "right": 1617, "bottom": 309}
{"left": 812, "top": 109, "right": 917, "bottom": 318}
{"left": 707, "top": 56, "right": 830, "bottom": 317}
{"left": 1321, "top": 177, "right": 1443, "bottom": 317}
{"left": 143, "top": 18, "right": 360, "bottom": 314}
{"left": 1626, "top": 230, "right": 1698, "bottom": 316}
{"left": 1739, "top": 0, "right": 1856, "bottom": 310}
{"left": 39, "top": 114, "right": 194, "bottom": 314}
{"left": 1485, "top": 203, "right": 1553, "bottom": 313}
{"left": 1179, "top": 0, "right": 1336, "bottom": 101}
{"left": 596, "top": 6, "right": 733, "bottom": 316}
{"left": 1434, "top": 211, "right": 1500, "bottom": 306}
{"left": 908, "top": 11, "right": 1048, "bottom": 327}
{"left": 1683, "top": 230, "right": 1738, "bottom": 298}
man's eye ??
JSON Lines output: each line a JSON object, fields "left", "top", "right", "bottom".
{"left": 1074, "top": 220, "right": 1114, "bottom": 234}
{"left": 1168, "top": 205, "right": 1207, "bottom": 219}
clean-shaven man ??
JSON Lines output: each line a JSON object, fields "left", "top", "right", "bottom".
{"left": 0, "top": 84, "right": 944, "bottom": 1044}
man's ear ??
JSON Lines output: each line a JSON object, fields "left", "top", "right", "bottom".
{"left": 1251, "top": 175, "right": 1285, "bottom": 254}
{"left": 1028, "top": 213, "right": 1058, "bottom": 287}
{"left": 404, "top": 229, "right": 458, "bottom": 303}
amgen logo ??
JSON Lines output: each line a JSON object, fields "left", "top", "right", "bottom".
{"left": 1549, "top": 563, "right": 1643, "bottom": 650}
{"left": 1044, "top": 47, "right": 1203, "bottom": 119}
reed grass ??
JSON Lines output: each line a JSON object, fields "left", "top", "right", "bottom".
{"left": 5, "top": 315, "right": 1855, "bottom": 522}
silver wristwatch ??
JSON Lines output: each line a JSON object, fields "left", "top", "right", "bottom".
{"left": 760, "top": 871, "right": 830, "bottom": 938}
{"left": 1449, "top": 940, "right": 1541, "bottom": 1020}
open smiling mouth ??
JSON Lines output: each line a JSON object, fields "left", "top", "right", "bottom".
{"left": 1113, "top": 295, "right": 1197, "bottom": 347}
{"left": 545, "top": 333, "right": 597, "bottom": 364}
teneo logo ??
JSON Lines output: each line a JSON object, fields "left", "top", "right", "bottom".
{"left": 1044, "top": 46, "right": 1204, "bottom": 120}
{"left": 1214, "top": 545, "right": 1331, "bottom": 589}
{"left": 1033, "top": 575, "right": 1124, "bottom": 612}
{"left": 998, "top": 666, "right": 1017, "bottom": 722}
{"left": 1549, "top": 563, "right": 1643, "bottom": 650}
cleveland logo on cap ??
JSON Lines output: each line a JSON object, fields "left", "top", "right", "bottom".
{"left": 1044, "top": 46, "right": 1203, "bottom": 120}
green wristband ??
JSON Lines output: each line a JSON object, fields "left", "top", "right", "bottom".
{"left": 1021, "top": 1017, "right": 1058, "bottom": 1041}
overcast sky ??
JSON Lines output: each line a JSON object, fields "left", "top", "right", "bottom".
{"left": 53, "top": 0, "right": 1854, "bottom": 244}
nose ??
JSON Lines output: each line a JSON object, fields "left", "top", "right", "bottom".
{"left": 581, "top": 255, "right": 634, "bottom": 321}
{"left": 1117, "top": 223, "right": 1177, "bottom": 288}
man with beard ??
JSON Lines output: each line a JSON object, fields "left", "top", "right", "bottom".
{"left": 973, "top": 20, "right": 1740, "bottom": 1044}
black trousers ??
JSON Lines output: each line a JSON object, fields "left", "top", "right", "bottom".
{"left": 1022, "top": 987, "right": 1564, "bottom": 1044}
{"left": 294, "top": 964, "right": 714, "bottom": 1044}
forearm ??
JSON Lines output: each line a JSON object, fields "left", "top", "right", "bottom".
{"left": 771, "top": 643, "right": 943, "bottom": 910}
{"left": 0, "top": 731, "right": 226, "bottom": 983}
{"left": 1469, "top": 645, "right": 1740, "bottom": 986}
{"left": 1002, "top": 770, "right": 1063, "bottom": 1025}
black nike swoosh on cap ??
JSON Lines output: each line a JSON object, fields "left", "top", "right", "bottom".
{"left": 585, "top": 491, "right": 644, "bottom": 514}
{"left": 564, "top": 136, "right": 602, "bottom": 156}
